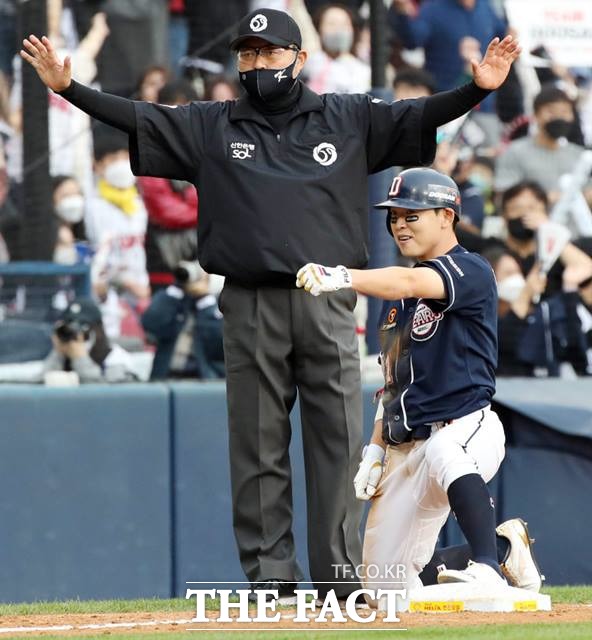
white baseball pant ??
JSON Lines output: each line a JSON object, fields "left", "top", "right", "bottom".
{"left": 362, "top": 404, "right": 506, "bottom": 601}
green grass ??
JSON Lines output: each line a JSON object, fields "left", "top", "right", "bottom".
{"left": 541, "top": 585, "right": 592, "bottom": 603}
{"left": 0, "top": 597, "right": 192, "bottom": 616}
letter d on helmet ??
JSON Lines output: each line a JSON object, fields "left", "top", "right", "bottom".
{"left": 375, "top": 167, "right": 461, "bottom": 236}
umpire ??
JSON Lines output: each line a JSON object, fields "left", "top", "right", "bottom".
{"left": 21, "top": 7, "right": 520, "bottom": 600}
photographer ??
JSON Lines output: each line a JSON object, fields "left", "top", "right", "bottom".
{"left": 141, "top": 261, "right": 224, "bottom": 380}
{"left": 42, "top": 299, "right": 139, "bottom": 384}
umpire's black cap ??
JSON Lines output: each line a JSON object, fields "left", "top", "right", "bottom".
{"left": 230, "top": 9, "right": 302, "bottom": 50}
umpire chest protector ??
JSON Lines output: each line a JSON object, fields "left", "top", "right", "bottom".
{"left": 129, "top": 85, "right": 435, "bottom": 285}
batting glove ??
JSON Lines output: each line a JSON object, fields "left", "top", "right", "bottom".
{"left": 354, "top": 444, "right": 385, "bottom": 501}
{"left": 296, "top": 263, "right": 352, "bottom": 296}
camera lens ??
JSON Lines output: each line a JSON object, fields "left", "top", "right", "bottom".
{"left": 55, "top": 321, "right": 76, "bottom": 342}
{"left": 54, "top": 319, "right": 89, "bottom": 342}
{"left": 173, "top": 266, "right": 190, "bottom": 283}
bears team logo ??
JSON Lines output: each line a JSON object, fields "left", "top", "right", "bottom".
{"left": 412, "top": 302, "right": 443, "bottom": 341}
{"left": 250, "top": 14, "right": 268, "bottom": 32}
{"left": 313, "top": 142, "right": 337, "bottom": 166}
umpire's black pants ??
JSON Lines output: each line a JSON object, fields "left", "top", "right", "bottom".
{"left": 219, "top": 282, "right": 363, "bottom": 598}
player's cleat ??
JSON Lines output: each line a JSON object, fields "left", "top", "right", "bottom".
{"left": 248, "top": 579, "right": 298, "bottom": 605}
{"left": 496, "top": 518, "right": 545, "bottom": 592}
{"left": 437, "top": 560, "right": 507, "bottom": 586}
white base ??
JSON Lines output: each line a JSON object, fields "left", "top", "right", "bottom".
{"left": 379, "top": 583, "right": 551, "bottom": 613}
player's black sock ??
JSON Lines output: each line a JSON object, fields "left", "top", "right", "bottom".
{"left": 447, "top": 473, "right": 503, "bottom": 576}
{"left": 420, "top": 535, "right": 510, "bottom": 585}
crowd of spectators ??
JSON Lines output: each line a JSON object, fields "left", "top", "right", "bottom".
{"left": 1, "top": 0, "right": 592, "bottom": 383}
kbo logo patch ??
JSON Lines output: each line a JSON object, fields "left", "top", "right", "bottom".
{"left": 313, "top": 142, "right": 337, "bottom": 166}
{"left": 249, "top": 14, "right": 267, "bottom": 32}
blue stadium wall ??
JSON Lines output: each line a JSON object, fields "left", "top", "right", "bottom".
{"left": 0, "top": 379, "right": 590, "bottom": 602}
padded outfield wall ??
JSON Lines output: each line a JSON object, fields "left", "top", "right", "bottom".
{"left": 0, "top": 379, "right": 589, "bottom": 601}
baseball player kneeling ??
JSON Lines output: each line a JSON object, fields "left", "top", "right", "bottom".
{"left": 297, "top": 167, "right": 544, "bottom": 600}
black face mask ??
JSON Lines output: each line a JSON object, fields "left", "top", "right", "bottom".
{"left": 507, "top": 217, "right": 535, "bottom": 241}
{"left": 544, "top": 118, "right": 572, "bottom": 140}
{"left": 239, "top": 58, "right": 298, "bottom": 103}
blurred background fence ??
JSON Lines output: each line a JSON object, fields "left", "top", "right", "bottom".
{"left": 0, "top": 378, "right": 590, "bottom": 603}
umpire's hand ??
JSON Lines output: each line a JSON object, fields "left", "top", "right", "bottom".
{"left": 472, "top": 35, "right": 521, "bottom": 91}
{"left": 354, "top": 444, "right": 385, "bottom": 501}
{"left": 20, "top": 35, "right": 72, "bottom": 93}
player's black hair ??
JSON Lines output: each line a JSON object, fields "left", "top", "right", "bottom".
{"left": 533, "top": 84, "right": 573, "bottom": 113}
{"left": 393, "top": 67, "right": 436, "bottom": 95}
{"left": 500, "top": 180, "right": 549, "bottom": 214}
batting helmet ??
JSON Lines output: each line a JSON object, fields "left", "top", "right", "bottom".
{"left": 375, "top": 167, "right": 461, "bottom": 236}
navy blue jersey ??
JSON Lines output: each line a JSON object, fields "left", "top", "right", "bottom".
{"left": 378, "top": 245, "right": 497, "bottom": 445}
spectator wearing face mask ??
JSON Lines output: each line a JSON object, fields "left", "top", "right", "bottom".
{"left": 467, "top": 154, "right": 495, "bottom": 216}
{"left": 496, "top": 181, "right": 592, "bottom": 298}
{"left": 484, "top": 246, "right": 547, "bottom": 375}
{"left": 485, "top": 246, "right": 592, "bottom": 377}
{"left": 86, "top": 131, "right": 150, "bottom": 306}
{"left": 52, "top": 175, "right": 88, "bottom": 265}
{"left": 305, "top": 3, "right": 370, "bottom": 95}
{"left": 495, "top": 85, "right": 592, "bottom": 206}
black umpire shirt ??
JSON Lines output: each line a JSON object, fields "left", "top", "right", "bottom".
{"left": 58, "top": 79, "right": 489, "bottom": 286}
{"left": 129, "top": 85, "right": 435, "bottom": 285}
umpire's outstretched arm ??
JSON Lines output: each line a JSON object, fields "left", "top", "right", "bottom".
{"left": 20, "top": 34, "right": 136, "bottom": 134}
{"left": 21, "top": 34, "right": 520, "bottom": 141}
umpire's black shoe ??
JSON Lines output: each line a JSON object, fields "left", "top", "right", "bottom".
{"left": 248, "top": 579, "right": 298, "bottom": 605}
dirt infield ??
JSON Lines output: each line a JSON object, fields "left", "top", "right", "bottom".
{"left": 0, "top": 604, "right": 591, "bottom": 635}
